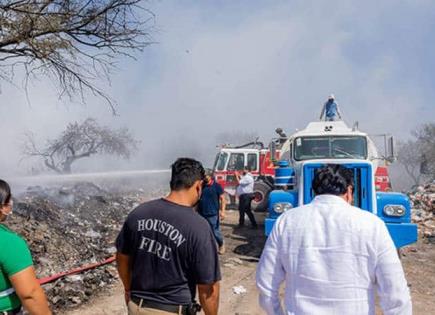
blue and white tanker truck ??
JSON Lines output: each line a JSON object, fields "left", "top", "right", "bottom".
{"left": 265, "top": 120, "right": 417, "bottom": 248}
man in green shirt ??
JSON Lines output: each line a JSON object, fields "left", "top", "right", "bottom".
{"left": 0, "top": 225, "right": 34, "bottom": 311}
{"left": 0, "top": 180, "right": 51, "bottom": 315}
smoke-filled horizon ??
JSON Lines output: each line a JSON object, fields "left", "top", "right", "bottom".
{"left": 0, "top": 1, "right": 434, "bottom": 191}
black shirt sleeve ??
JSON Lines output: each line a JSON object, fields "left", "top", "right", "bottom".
{"left": 116, "top": 218, "right": 134, "bottom": 255}
{"left": 192, "top": 228, "right": 221, "bottom": 284}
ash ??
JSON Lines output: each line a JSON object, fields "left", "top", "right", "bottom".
{"left": 5, "top": 182, "right": 165, "bottom": 312}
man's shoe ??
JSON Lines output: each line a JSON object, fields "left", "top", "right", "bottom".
{"left": 218, "top": 244, "right": 226, "bottom": 255}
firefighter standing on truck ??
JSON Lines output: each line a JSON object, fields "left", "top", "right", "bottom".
{"left": 320, "top": 94, "right": 342, "bottom": 121}
{"left": 116, "top": 158, "right": 221, "bottom": 315}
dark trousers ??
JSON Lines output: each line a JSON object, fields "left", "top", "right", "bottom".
{"left": 204, "top": 215, "right": 224, "bottom": 247}
{"left": 238, "top": 193, "right": 257, "bottom": 227}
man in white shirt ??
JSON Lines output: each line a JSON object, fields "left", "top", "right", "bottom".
{"left": 256, "top": 164, "right": 411, "bottom": 315}
{"left": 235, "top": 168, "right": 258, "bottom": 228}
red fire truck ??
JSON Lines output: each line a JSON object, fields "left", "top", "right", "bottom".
{"left": 212, "top": 137, "right": 283, "bottom": 211}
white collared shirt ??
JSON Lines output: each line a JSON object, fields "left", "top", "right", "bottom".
{"left": 236, "top": 172, "right": 254, "bottom": 196}
{"left": 256, "top": 194, "right": 412, "bottom": 315}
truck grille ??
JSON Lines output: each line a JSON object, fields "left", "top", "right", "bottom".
{"left": 303, "top": 163, "right": 374, "bottom": 212}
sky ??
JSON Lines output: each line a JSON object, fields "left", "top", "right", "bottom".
{"left": 0, "top": 0, "right": 434, "bottom": 184}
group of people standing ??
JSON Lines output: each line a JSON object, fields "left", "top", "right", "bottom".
{"left": 0, "top": 159, "right": 256, "bottom": 315}
{"left": 0, "top": 93, "right": 347, "bottom": 315}
{"left": 1, "top": 155, "right": 412, "bottom": 315}
{"left": 115, "top": 158, "right": 260, "bottom": 315}
{"left": 114, "top": 158, "right": 411, "bottom": 315}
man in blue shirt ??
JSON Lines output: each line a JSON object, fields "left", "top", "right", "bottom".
{"left": 198, "top": 171, "right": 227, "bottom": 254}
{"left": 320, "top": 94, "right": 342, "bottom": 121}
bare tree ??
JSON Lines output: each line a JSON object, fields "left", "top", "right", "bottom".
{"left": 0, "top": 0, "right": 154, "bottom": 113}
{"left": 414, "top": 123, "right": 435, "bottom": 180}
{"left": 23, "top": 118, "right": 139, "bottom": 173}
{"left": 397, "top": 140, "right": 422, "bottom": 187}
{"left": 397, "top": 122, "right": 435, "bottom": 187}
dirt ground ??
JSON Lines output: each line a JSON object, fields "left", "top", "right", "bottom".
{"left": 66, "top": 210, "right": 435, "bottom": 315}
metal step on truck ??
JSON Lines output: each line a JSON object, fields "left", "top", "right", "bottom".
{"left": 265, "top": 120, "right": 417, "bottom": 248}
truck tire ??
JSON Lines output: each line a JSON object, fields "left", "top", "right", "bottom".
{"left": 252, "top": 181, "right": 271, "bottom": 212}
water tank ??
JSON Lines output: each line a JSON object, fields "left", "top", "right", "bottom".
{"left": 275, "top": 160, "right": 295, "bottom": 188}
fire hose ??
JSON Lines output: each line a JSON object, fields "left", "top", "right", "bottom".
{"left": 11, "top": 256, "right": 200, "bottom": 315}
{"left": 38, "top": 255, "right": 116, "bottom": 285}
{"left": 0, "top": 256, "right": 116, "bottom": 298}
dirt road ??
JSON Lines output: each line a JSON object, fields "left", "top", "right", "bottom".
{"left": 66, "top": 210, "right": 435, "bottom": 315}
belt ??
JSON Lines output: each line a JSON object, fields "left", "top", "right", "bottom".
{"left": 131, "top": 296, "right": 189, "bottom": 314}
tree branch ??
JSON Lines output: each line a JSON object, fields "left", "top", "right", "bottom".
{"left": 0, "top": 0, "right": 155, "bottom": 113}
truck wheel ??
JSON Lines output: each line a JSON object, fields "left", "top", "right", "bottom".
{"left": 252, "top": 181, "right": 271, "bottom": 212}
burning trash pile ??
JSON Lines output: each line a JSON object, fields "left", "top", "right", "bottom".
{"left": 6, "top": 182, "right": 162, "bottom": 311}
{"left": 410, "top": 182, "right": 435, "bottom": 241}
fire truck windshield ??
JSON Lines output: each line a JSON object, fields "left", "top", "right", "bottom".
{"left": 294, "top": 136, "right": 367, "bottom": 161}
{"left": 227, "top": 153, "right": 245, "bottom": 171}
{"left": 214, "top": 152, "right": 229, "bottom": 171}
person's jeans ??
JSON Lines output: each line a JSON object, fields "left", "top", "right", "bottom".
{"left": 204, "top": 215, "right": 223, "bottom": 247}
{"left": 238, "top": 193, "right": 257, "bottom": 227}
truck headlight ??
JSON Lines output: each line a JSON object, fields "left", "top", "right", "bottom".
{"left": 383, "top": 205, "right": 406, "bottom": 217}
{"left": 273, "top": 202, "right": 293, "bottom": 213}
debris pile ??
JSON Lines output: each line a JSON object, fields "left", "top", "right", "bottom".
{"left": 232, "top": 285, "right": 247, "bottom": 295}
{"left": 6, "top": 182, "right": 163, "bottom": 311}
{"left": 410, "top": 182, "right": 435, "bottom": 241}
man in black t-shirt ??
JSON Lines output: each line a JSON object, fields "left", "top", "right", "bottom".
{"left": 116, "top": 158, "right": 221, "bottom": 315}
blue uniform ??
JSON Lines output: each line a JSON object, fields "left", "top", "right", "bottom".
{"left": 321, "top": 99, "right": 341, "bottom": 121}
{"left": 325, "top": 101, "right": 337, "bottom": 118}
{"left": 198, "top": 180, "right": 224, "bottom": 246}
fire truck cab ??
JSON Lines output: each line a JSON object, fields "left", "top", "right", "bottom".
{"left": 212, "top": 144, "right": 278, "bottom": 211}
{"left": 266, "top": 120, "right": 417, "bottom": 248}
